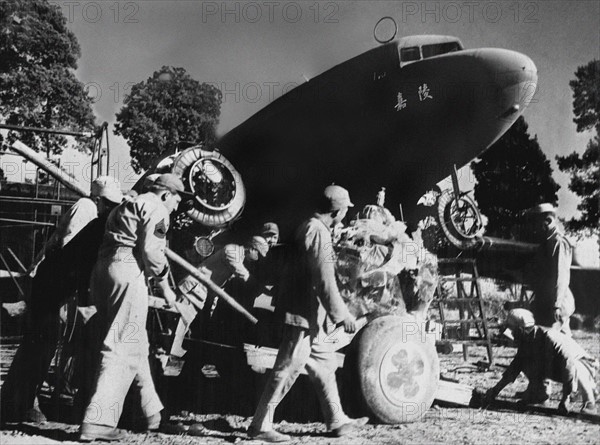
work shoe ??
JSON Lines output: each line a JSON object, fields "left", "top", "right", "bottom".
{"left": 517, "top": 390, "right": 549, "bottom": 406}
{"left": 79, "top": 423, "right": 126, "bottom": 442}
{"left": 247, "top": 427, "right": 291, "bottom": 442}
{"left": 581, "top": 401, "right": 597, "bottom": 415}
{"left": 558, "top": 401, "right": 572, "bottom": 415}
{"left": 330, "top": 417, "right": 369, "bottom": 437}
{"left": 23, "top": 407, "right": 47, "bottom": 424}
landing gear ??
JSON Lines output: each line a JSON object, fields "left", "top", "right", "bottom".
{"left": 356, "top": 315, "right": 439, "bottom": 423}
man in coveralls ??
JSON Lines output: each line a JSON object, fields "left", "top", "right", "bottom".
{"left": 248, "top": 185, "right": 368, "bottom": 442}
{"left": 0, "top": 176, "right": 123, "bottom": 425}
{"left": 525, "top": 203, "right": 575, "bottom": 335}
{"left": 483, "top": 309, "right": 598, "bottom": 414}
{"left": 79, "top": 174, "right": 186, "bottom": 441}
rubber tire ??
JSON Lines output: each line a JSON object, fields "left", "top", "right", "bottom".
{"left": 357, "top": 314, "right": 439, "bottom": 423}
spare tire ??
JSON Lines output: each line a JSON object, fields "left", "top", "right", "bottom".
{"left": 356, "top": 314, "right": 439, "bottom": 423}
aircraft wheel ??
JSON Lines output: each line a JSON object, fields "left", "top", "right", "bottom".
{"left": 356, "top": 315, "right": 439, "bottom": 423}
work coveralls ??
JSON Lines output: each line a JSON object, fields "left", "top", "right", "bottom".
{"left": 82, "top": 193, "right": 169, "bottom": 428}
{"left": 0, "top": 197, "right": 97, "bottom": 422}
{"left": 529, "top": 229, "right": 575, "bottom": 334}
{"left": 494, "top": 326, "right": 598, "bottom": 405}
{"left": 48, "top": 197, "right": 99, "bottom": 249}
{"left": 250, "top": 215, "right": 353, "bottom": 432}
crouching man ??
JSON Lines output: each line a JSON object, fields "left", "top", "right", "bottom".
{"left": 483, "top": 309, "right": 598, "bottom": 415}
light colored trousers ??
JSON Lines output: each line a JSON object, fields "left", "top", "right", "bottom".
{"left": 250, "top": 324, "right": 350, "bottom": 432}
{"left": 523, "top": 355, "right": 597, "bottom": 404}
{"left": 83, "top": 252, "right": 163, "bottom": 428}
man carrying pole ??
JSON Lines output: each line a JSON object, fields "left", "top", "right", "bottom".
{"left": 79, "top": 174, "right": 186, "bottom": 442}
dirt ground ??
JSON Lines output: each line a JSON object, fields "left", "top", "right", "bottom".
{"left": 1, "top": 331, "right": 599, "bottom": 445}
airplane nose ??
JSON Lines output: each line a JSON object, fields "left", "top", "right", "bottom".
{"left": 471, "top": 48, "right": 538, "bottom": 118}
{"left": 473, "top": 48, "right": 537, "bottom": 85}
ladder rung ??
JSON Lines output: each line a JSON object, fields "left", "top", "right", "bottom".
{"left": 443, "top": 339, "right": 491, "bottom": 345}
{"left": 441, "top": 319, "right": 484, "bottom": 325}
{"left": 435, "top": 297, "right": 483, "bottom": 303}
{"left": 441, "top": 276, "right": 475, "bottom": 282}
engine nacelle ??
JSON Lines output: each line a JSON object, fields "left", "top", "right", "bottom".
{"left": 167, "top": 146, "right": 246, "bottom": 228}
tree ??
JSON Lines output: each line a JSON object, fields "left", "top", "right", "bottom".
{"left": 0, "top": 0, "right": 96, "bottom": 155}
{"left": 472, "top": 116, "right": 560, "bottom": 238}
{"left": 556, "top": 60, "right": 600, "bottom": 237}
{"left": 569, "top": 60, "right": 600, "bottom": 134}
{"left": 115, "top": 66, "right": 222, "bottom": 173}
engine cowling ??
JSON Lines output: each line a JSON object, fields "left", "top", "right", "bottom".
{"left": 171, "top": 146, "right": 246, "bottom": 228}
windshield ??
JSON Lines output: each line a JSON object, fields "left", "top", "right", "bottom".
{"left": 400, "top": 46, "right": 421, "bottom": 62}
{"left": 422, "top": 41, "right": 461, "bottom": 58}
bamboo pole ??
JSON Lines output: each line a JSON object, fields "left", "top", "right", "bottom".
{"left": 165, "top": 248, "right": 258, "bottom": 325}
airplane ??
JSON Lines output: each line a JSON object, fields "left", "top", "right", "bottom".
{"left": 166, "top": 34, "right": 537, "bottom": 241}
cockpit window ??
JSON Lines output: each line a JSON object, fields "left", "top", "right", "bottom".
{"left": 400, "top": 47, "right": 421, "bottom": 62}
{"left": 421, "top": 42, "right": 461, "bottom": 58}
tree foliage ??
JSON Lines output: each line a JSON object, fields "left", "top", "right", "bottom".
{"left": 569, "top": 60, "right": 600, "bottom": 134}
{"left": 115, "top": 66, "right": 222, "bottom": 173}
{"left": 0, "top": 0, "right": 95, "bottom": 155}
{"left": 472, "top": 116, "right": 560, "bottom": 238}
{"left": 556, "top": 60, "right": 600, "bottom": 236}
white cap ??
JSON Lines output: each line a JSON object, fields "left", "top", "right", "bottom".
{"left": 506, "top": 308, "right": 535, "bottom": 330}
{"left": 91, "top": 176, "right": 123, "bottom": 204}
{"left": 142, "top": 173, "right": 161, "bottom": 192}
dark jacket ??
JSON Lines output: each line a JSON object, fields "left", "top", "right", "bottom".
{"left": 281, "top": 215, "right": 351, "bottom": 334}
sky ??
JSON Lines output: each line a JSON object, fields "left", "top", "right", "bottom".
{"left": 3, "top": 1, "right": 598, "bottom": 253}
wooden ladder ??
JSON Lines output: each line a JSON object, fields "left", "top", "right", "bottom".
{"left": 434, "top": 258, "right": 494, "bottom": 365}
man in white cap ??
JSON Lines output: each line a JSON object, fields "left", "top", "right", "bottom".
{"left": 1, "top": 176, "right": 124, "bottom": 424}
{"left": 525, "top": 203, "right": 575, "bottom": 335}
{"left": 28, "top": 176, "right": 123, "bottom": 274}
{"left": 79, "top": 173, "right": 186, "bottom": 441}
{"left": 248, "top": 185, "right": 368, "bottom": 442}
{"left": 483, "top": 309, "right": 598, "bottom": 414}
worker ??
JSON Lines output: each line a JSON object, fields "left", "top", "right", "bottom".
{"left": 248, "top": 185, "right": 368, "bottom": 442}
{"left": 171, "top": 236, "right": 269, "bottom": 355}
{"left": 178, "top": 236, "right": 269, "bottom": 305}
{"left": 28, "top": 176, "right": 120, "bottom": 276}
{"left": 0, "top": 176, "right": 123, "bottom": 424}
{"left": 79, "top": 174, "right": 186, "bottom": 442}
{"left": 525, "top": 203, "right": 575, "bottom": 335}
{"left": 482, "top": 309, "right": 598, "bottom": 415}
{"left": 260, "top": 222, "right": 280, "bottom": 248}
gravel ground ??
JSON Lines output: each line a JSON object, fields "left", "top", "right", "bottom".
{"left": 2, "top": 331, "right": 599, "bottom": 444}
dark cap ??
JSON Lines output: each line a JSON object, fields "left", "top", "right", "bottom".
{"left": 323, "top": 185, "right": 354, "bottom": 211}
{"left": 525, "top": 203, "right": 556, "bottom": 215}
{"left": 261, "top": 222, "right": 279, "bottom": 237}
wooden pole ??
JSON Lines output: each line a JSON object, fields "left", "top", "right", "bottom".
{"left": 165, "top": 248, "right": 258, "bottom": 325}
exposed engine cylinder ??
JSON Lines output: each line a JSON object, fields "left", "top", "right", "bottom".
{"left": 171, "top": 146, "right": 246, "bottom": 228}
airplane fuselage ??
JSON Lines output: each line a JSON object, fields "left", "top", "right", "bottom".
{"left": 215, "top": 36, "right": 538, "bottom": 238}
